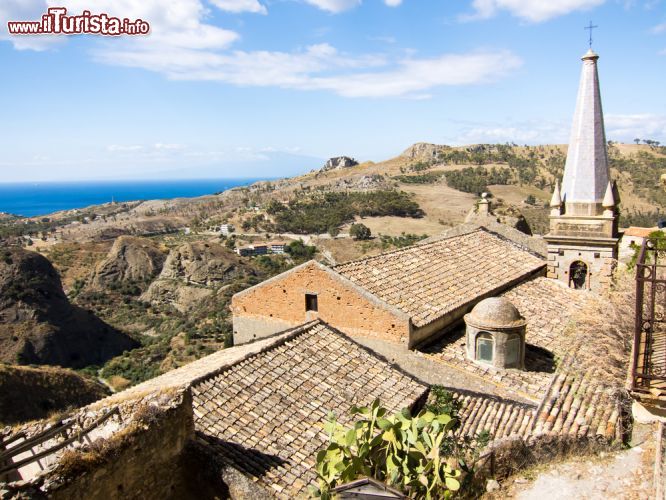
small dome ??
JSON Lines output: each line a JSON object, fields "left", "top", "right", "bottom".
{"left": 465, "top": 297, "right": 526, "bottom": 329}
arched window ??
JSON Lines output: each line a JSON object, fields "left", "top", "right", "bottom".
{"left": 570, "top": 261, "right": 588, "bottom": 290}
{"left": 476, "top": 332, "right": 494, "bottom": 363}
{"left": 505, "top": 335, "right": 521, "bottom": 366}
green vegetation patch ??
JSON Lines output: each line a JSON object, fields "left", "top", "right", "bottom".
{"left": 443, "top": 166, "right": 512, "bottom": 194}
{"left": 269, "top": 190, "right": 423, "bottom": 234}
{"left": 393, "top": 171, "right": 445, "bottom": 184}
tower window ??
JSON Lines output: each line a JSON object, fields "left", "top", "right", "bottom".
{"left": 570, "top": 261, "right": 588, "bottom": 290}
{"left": 305, "top": 294, "right": 318, "bottom": 312}
{"left": 476, "top": 333, "right": 494, "bottom": 363}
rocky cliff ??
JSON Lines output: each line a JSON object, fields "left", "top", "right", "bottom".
{"left": 0, "top": 247, "right": 138, "bottom": 368}
{"left": 401, "top": 142, "right": 451, "bottom": 160}
{"left": 321, "top": 156, "right": 358, "bottom": 171}
{"left": 141, "top": 242, "right": 253, "bottom": 313}
{"left": 90, "top": 236, "right": 166, "bottom": 290}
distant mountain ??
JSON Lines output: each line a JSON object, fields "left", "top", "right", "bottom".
{"left": 0, "top": 247, "right": 138, "bottom": 368}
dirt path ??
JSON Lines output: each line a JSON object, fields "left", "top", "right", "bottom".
{"left": 490, "top": 423, "right": 659, "bottom": 500}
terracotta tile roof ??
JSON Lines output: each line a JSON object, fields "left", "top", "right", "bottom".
{"left": 442, "top": 390, "right": 536, "bottom": 441}
{"left": 425, "top": 276, "right": 628, "bottom": 442}
{"left": 333, "top": 229, "right": 545, "bottom": 328}
{"left": 191, "top": 321, "right": 428, "bottom": 498}
{"left": 422, "top": 277, "right": 592, "bottom": 403}
{"left": 532, "top": 363, "right": 622, "bottom": 440}
{"left": 501, "top": 277, "right": 592, "bottom": 354}
{"left": 530, "top": 284, "right": 631, "bottom": 442}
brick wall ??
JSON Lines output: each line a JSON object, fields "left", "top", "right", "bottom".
{"left": 231, "top": 262, "right": 410, "bottom": 345}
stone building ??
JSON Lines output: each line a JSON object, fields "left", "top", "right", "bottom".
{"left": 544, "top": 49, "right": 619, "bottom": 292}
{"left": 231, "top": 228, "right": 545, "bottom": 347}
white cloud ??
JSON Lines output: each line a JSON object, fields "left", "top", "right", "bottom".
{"left": 452, "top": 120, "right": 567, "bottom": 145}
{"left": 606, "top": 113, "right": 666, "bottom": 142}
{"left": 303, "top": 0, "right": 361, "bottom": 13}
{"left": 209, "top": 0, "right": 267, "bottom": 14}
{"left": 465, "top": 0, "right": 606, "bottom": 22}
{"left": 1, "top": 0, "right": 522, "bottom": 98}
{"left": 303, "top": 0, "right": 401, "bottom": 12}
{"left": 107, "top": 144, "right": 143, "bottom": 152}
{"left": 95, "top": 42, "right": 522, "bottom": 97}
{"left": 452, "top": 114, "right": 666, "bottom": 146}
{"left": 651, "top": 22, "right": 666, "bottom": 34}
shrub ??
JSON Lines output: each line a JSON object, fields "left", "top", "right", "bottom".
{"left": 312, "top": 399, "right": 464, "bottom": 499}
{"left": 350, "top": 223, "right": 371, "bottom": 241}
{"left": 285, "top": 240, "right": 317, "bottom": 261}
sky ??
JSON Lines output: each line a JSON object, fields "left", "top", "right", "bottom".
{"left": 0, "top": 0, "right": 665, "bottom": 182}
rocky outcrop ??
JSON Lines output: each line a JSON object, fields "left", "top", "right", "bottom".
{"left": 141, "top": 242, "right": 253, "bottom": 313}
{"left": 321, "top": 156, "right": 358, "bottom": 171}
{"left": 0, "top": 247, "right": 138, "bottom": 368}
{"left": 401, "top": 143, "right": 451, "bottom": 161}
{"left": 90, "top": 236, "right": 166, "bottom": 289}
{"left": 330, "top": 174, "right": 390, "bottom": 191}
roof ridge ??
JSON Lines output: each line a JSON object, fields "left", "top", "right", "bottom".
{"left": 334, "top": 227, "right": 486, "bottom": 269}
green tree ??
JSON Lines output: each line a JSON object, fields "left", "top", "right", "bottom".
{"left": 285, "top": 239, "right": 316, "bottom": 260}
{"left": 350, "top": 223, "right": 372, "bottom": 241}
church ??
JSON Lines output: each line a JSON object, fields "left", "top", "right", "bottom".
{"left": 0, "top": 50, "right": 633, "bottom": 499}
{"left": 231, "top": 48, "right": 620, "bottom": 345}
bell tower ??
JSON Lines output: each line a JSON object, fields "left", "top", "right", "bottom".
{"left": 544, "top": 49, "right": 619, "bottom": 292}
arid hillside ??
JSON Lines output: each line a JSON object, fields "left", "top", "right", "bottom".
{"left": 0, "top": 364, "right": 109, "bottom": 425}
{"left": 0, "top": 247, "right": 138, "bottom": 368}
{"left": 0, "top": 141, "right": 663, "bottom": 390}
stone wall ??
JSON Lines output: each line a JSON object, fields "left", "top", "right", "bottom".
{"left": 49, "top": 391, "right": 194, "bottom": 500}
{"left": 231, "top": 261, "right": 410, "bottom": 345}
{"left": 3, "top": 391, "right": 195, "bottom": 500}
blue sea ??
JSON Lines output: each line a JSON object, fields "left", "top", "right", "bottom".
{"left": 0, "top": 178, "right": 264, "bottom": 217}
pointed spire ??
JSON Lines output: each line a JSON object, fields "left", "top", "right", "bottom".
{"left": 550, "top": 180, "right": 562, "bottom": 208}
{"left": 602, "top": 181, "right": 615, "bottom": 208}
{"left": 560, "top": 50, "right": 610, "bottom": 216}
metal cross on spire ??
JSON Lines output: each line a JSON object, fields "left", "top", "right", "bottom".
{"left": 584, "top": 20, "right": 598, "bottom": 48}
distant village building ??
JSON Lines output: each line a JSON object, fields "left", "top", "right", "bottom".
{"left": 208, "top": 223, "right": 235, "bottom": 235}
{"left": 235, "top": 243, "right": 268, "bottom": 257}
{"left": 544, "top": 49, "right": 619, "bottom": 292}
{"left": 268, "top": 241, "right": 287, "bottom": 254}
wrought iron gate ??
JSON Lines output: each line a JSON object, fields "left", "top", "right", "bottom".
{"left": 633, "top": 238, "right": 666, "bottom": 393}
